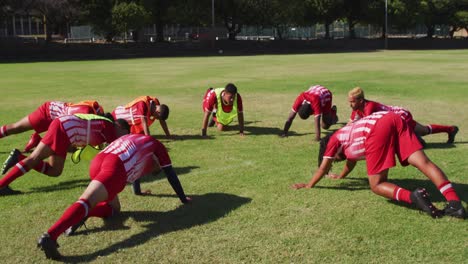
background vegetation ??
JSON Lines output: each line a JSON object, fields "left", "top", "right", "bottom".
{"left": 2, "top": 0, "right": 468, "bottom": 41}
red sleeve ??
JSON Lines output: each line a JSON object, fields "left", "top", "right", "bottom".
{"left": 237, "top": 94, "right": 243, "bottom": 112}
{"left": 363, "top": 101, "right": 385, "bottom": 116}
{"left": 291, "top": 93, "right": 305, "bottom": 112}
{"left": 153, "top": 140, "right": 172, "bottom": 167}
{"left": 323, "top": 134, "right": 340, "bottom": 159}
{"left": 135, "top": 101, "right": 149, "bottom": 117}
{"left": 310, "top": 96, "right": 322, "bottom": 116}
{"left": 203, "top": 90, "right": 217, "bottom": 112}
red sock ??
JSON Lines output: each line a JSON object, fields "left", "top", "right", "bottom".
{"left": 0, "top": 125, "right": 7, "bottom": 138}
{"left": 427, "top": 124, "right": 453, "bottom": 134}
{"left": 393, "top": 187, "right": 412, "bottom": 204}
{"left": 438, "top": 181, "right": 460, "bottom": 201}
{"left": 0, "top": 161, "right": 30, "bottom": 188}
{"left": 88, "top": 202, "right": 114, "bottom": 218}
{"left": 47, "top": 199, "right": 90, "bottom": 240}
{"left": 32, "top": 161, "right": 52, "bottom": 175}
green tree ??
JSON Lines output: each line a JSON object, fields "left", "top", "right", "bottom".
{"left": 112, "top": 1, "right": 149, "bottom": 42}
{"left": 80, "top": 0, "right": 117, "bottom": 42}
{"left": 305, "top": 0, "right": 344, "bottom": 39}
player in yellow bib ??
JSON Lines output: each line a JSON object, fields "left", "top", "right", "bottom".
{"left": 201, "top": 83, "right": 245, "bottom": 137}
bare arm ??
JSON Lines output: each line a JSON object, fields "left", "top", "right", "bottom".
{"left": 159, "top": 119, "right": 172, "bottom": 137}
{"left": 201, "top": 111, "right": 211, "bottom": 136}
{"left": 142, "top": 117, "right": 150, "bottom": 135}
{"left": 281, "top": 111, "right": 297, "bottom": 137}
{"left": 328, "top": 160, "right": 357, "bottom": 179}
{"left": 238, "top": 112, "right": 245, "bottom": 136}
{"left": 291, "top": 158, "right": 333, "bottom": 189}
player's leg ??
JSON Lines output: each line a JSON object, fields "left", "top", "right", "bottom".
{"left": 0, "top": 116, "right": 33, "bottom": 138}
{"left": 407, "top": 150, "right": 465, "bottom": 218}
{"left": 0, "top": 142, "right": 55, "bottom": 191}
{"left": 38, "top": 180, "right": 109, "bottom": 259}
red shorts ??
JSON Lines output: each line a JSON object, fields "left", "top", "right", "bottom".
{"left": 89, "top": 153, "right": 127, "bottom": 201}
{"left": 40, "top": 119, "right": 71, "bottom": 158}
{"left": 28, "top": 102, "right": 53, "bottom": 133}
{"left": 365, "top": 113, "right": 422, "bottom": 175}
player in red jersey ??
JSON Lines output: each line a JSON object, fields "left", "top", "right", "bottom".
{"left": 37, "top": 133, "right": 191, "bottom": 260}
{"left": 292, "top": 111, "right": 465, "bottom": 219}
{"left": 0, "top": 114, "right": 129, "bottom": 195}
{"left": 348, "top": 87, "right": 458, "bottom": 144}
{"left": 0, "top": 100, "right": 104, "bottom": 152}
{"left": 112, "top": 96, "right": 172, "bottom": 137}
{"left": 280, "top": 85, "right": 338, "bottom": 141}
{"left": 201, "top": 83, "right": 245, "bottom": 136}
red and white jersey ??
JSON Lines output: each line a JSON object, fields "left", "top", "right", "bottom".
{"left": 202, "top": 88, "right": 244, "bottom": 113}
{"left": 48, "top": 101, "right": 69, "bottom": 120}
{"left": 58, "top": 115, "right": 117, "bottom": 148}
{"left": 324, "top": 111, "right": 389, "bottom": 161}
{"left": 48, "top": 101, "right": 101, "bottom": 120}
{"left": 112, "top": 101, "right": 148, "bottom": 125}
{"left": 350, "top": 100, "right": 410, "bottom": 121}
{"left": 101, "top": 134, "right": 171, "bottom": 183}
{"left": 291, "top": 85, "right": 332, "bottom": 116}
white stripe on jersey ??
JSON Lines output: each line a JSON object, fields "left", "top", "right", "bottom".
{"left": 48, "top": 101, "right": 68, "bottom": 120}
{"left": 114, "top": 106, "right": 145, "bottom": 125}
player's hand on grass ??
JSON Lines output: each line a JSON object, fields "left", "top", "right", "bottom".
{"left": 326, "top": 173, "right": 342, "bottom": 179}
{"left": 291, "top": 183, "right": 309, "bottom": 189}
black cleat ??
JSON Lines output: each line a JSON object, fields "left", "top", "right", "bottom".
{"left": 416, "top": 134, "right": 426, "bottom": 148}
{"left": 0, "top": 186, "right": 21, "bottom": 196}
{"left": 410, "top": 188, "right": 442, "bottom": 218}
{"left": 447, "top": 126, "right": 458, "bottom": 144}
{"left": 443, "top": 200, "right": 466, "bottom": 219}
{"left": 64, "top": 217, "right": 88, "bottom": 236}
{"left": 1, "top": 149, "right": 21, "bottom": 175}
{"left": 37, "top": 233, "right": 61, "bottom": 260}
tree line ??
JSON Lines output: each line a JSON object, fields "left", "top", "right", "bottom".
{"left": 1, "top": 0, "right": 468, "bottom": 42}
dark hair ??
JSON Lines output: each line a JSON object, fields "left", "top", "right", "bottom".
{"left": 159, "top": 104, "right": 169, "bottom": 120}
{"left": 225, "top": 83, "right": 237, "bottom": 94}
{"left": 298, "top": 103, "right": 312, "bottom": 120}
{"left": 115, "top": 118, "right": 130, "bottom": 132}
{"left": 104, "top": 112, "right": 115, "bottom": 122}
{"left": 318, "top": 133, "right": 334, "bottom": 167}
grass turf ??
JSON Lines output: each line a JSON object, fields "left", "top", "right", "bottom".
{"left": 0, "top": 50, "right": 467, "bottom": 263}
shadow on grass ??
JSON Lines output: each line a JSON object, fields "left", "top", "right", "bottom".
{"left": 154, "top": 134, "right": 215, "bottom": 142}
{"left": 424, "top": 141, "right": 467, "bottom": 149}
{"left": 61, "top": 192, "right": 252, "bottom": 262}
{"left": 29, "top": 179, "right": 89, "bottom": 193}
{"left": 138, "top": 165, "right": 200, "bottom": 184}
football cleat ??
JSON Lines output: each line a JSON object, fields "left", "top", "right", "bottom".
{"left": 1, "top": 149, "right": 21, "bottom": 175}
{"left": 443, "top": 200, "right": 466, "bottom": 219}
{"left": 24, "top": 132, "right": 42, "bottom": 152}
{"left": 447, "top": 126, "right": 458, "bottom": 144}
{"left": 64, "top": 217, "right": 88, "bottom": 236}
{"left": 0, "top": 186, "right": 21, "bottom": 196}
{"left": 410, "top": 188, "right": 442, "bottom": 218}
{"left": 37, "top": 233, "right": 61, "bottom": 260}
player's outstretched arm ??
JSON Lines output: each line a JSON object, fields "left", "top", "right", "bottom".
{"left": 280, "top": 111, "right": 297, "bottom": 137}
{"left": 201, "top": 111, "right": 211, "bottom": 137}
{"left": 163, "top": 166, "right": 190, "bottom": 203}
{"left": 292, "top": 158, "right": 333, "bottom": 189}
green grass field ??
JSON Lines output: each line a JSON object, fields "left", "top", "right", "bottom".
{"left": 0, "top": 50, "right": 467, "bottom": 263}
